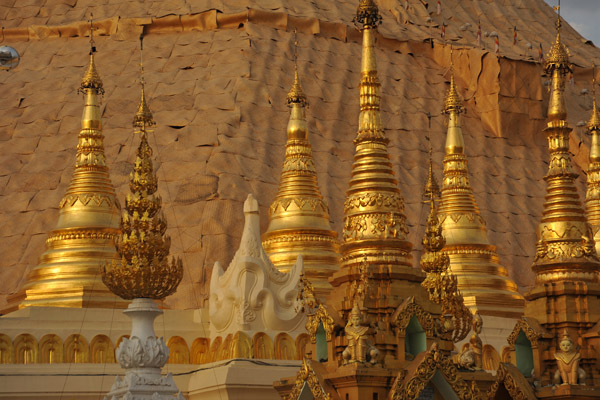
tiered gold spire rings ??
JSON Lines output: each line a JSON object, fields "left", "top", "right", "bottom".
{"left": 102, "top": 36, "right": 183, "bottom": 300}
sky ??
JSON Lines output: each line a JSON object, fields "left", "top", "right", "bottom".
{"left": 544, "top": 0, "right": 600, "bottom": 45}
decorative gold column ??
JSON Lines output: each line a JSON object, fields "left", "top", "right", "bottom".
{"left": 329, "top": 0, "right": 423, "bottom": 322}
{"left": 585, "top": 85, "right": 600, "bottom": 256}
{"left": 437, "top": 71, "right": 524, "bottom": 318}
{"left": 4, "top": 38, "right": 127, "bottom": 312}
{"left": 262, "top": 65, "right": 339, "bottom": 299}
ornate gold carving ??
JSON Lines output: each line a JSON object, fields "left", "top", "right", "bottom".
{"left": 390, "top": 344, "right": 480, "bottom": 400}
{"left": 287, "top": 358, "right": 331, "bottom": 400}
{"left": 507, "top": 317, "right": 548, "bottom": 346}
{"left": 420, "top": 194, "right": 472, "bottom": 342}
{"left": 393, "top": 297, "right": 435, "bottom": 336}
{"left": 298, "top": 274, "right": 336, "bottom": 342}
{"left": 102, "top": 69, "right": 182, "bottom": 300}
{"left": 342, "top": 212, "right": 408, "bottom": 241}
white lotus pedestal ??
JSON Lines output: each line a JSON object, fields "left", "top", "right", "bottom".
{"left": 105, "top": 298, "right": 183, "bottom": 400}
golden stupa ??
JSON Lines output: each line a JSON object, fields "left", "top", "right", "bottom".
{"left": 262, "top": 62, "right": 340, "bottom": 299}
{"left": 328, "top": 0, "right": 428, "bottom": 343}
{"left": 3, "top": 36, "right": 127, "bottom": 312}
{"left": 585, "top": 78, "right": 600, "bottom": 256}
{"left": 437, "top": 69, "right": 525, "bottom": 318}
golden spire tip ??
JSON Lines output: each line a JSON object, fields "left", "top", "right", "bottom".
{"left": 133, "top": 33, "right": 155, "bottom": 128}
{"left": 80, "top": 13, "right": 103, "bottom": 92}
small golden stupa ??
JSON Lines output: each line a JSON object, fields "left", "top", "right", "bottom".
{"left": 262, "top": 60, "right": 340, "bottom": 300}
{"left": 585, "top": 72, "right": 600, "bottom": 255}
{"left": 3, "top": 32, "right": 127, "bottom": 312}
{"left": 437, "top": 66, "right": 525, "bottom": 318}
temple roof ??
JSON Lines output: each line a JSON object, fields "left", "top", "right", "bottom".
{"left": 1, "top": 0, "right": 600, "bottom": 310}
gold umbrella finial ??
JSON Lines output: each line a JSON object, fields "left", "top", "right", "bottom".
{"left": 80, "top": 13, "right": 103, "bottom": 93}
{"left": 133, "top": 34, "right": 155, "bottom": 129}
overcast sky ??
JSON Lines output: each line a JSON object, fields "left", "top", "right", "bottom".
{"left": 544, "top": 0, "right": 600, "bottom": 45}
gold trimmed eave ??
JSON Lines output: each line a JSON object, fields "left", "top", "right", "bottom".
{"left": 506, "top": 317, "right": 551, "bottom": 347}
{"left": 486, "top": 362, "right": 537, "bottom": 400}
{"left": 389, "top": 344, "right": 481, "bottom": 400}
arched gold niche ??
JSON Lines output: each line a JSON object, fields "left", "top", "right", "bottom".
{"left": 191, "top": 338, "right": 210, "bottom": 364}
{"left": 0, "top": 334, "right": 14, "bottom": 364}
{"left": 64, "top": 334, "right": 89, "bottom": 363}
{"left": 167, "top": 336, "right": 190, "bottom": 364}
{"left": 90, "top": 335, "right": 115, "bottom": 363}
{"left": 39, "top": 334, "right": 63, "bottom": 363}
{"left": 14, "top": 334, "right": 38, "bottom": 364}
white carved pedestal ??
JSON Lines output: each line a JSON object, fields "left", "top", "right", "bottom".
{"left": 105, "top": 298, "right": 183, "bottom": 400}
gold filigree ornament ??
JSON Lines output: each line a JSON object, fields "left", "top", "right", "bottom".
{"left": 420, "top": 194, "right": 472, "bottom": 342}
{"left": 102, "top": 41, "right": 183, "bottom": 300}
{"left": 297, "top": 273, "right": 336, "bottom": 342}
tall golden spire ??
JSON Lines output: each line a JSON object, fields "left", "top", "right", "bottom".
{"left": 262, "top": 43, "right": 339, "bottom": 299}
{"left": 102, "top": 35, "right": 183, "bottom": 300}
{"left": 330, "top": 0, "right": 418, "bottom": 324}
{"left": 532, "top": 14, "right": 600, "bottom": 285}
{"left": 585, "top": 67, "right": 600, "bottom": 258}
{"left": 437, "top": 57, "right": 524, "bottom": 318}
{"left": 3, "top": 19, "right": 127, "bottom": 312}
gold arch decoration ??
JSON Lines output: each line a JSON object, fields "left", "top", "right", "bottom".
{"left": 90, "top": 335, "right": 114, "bottom": 363}
{"left": 392, "top": 297, "right": 435, "bottom": 337}
{"left": 275, "top": 333, "right": 296, "bottom": 360}
{"left": 14, "top": 334, "right": 38, "bottom": 364}
{"left": 232, "top": 332, "right": 252, "bottom": 358}
{"left": 507, "top": 317, "right": 549, "bottom": 346}
{"left": 253, "top": 332, "right": 274, "bottom": 359}
{"left": 389, "top": 345, "right": 480, "bottom": 400}
{"left": 287, "top": 358, "right": 332, "bottom": 400}
{"left": 0, "top": 334, "right": 14, "bottom": 364}
{"left": 486, "top": 362, "right": 536, "bottom": 400}
{"left": 482, "top": 344, "right": 500, "bottom": 371}
{"left": 39, "top": 334, "right": 63, "bottom": 363}
{"left": 219, "top": 334, "right": 233, "bottom": 361}
{"left": 296, "top": 333, "right": 309, "bottom": 360}
{"left": 167, "top": 336, "right": 190, "bottom": 364}
{"left": 306, "top": 304, "right": 336, "bottom": 343}
{"left": 209, "top": 336, "right": 222, "bottom": 363}
{"left": 501, "top": 346, "right": 512, "bottom": 363}
{"left": 64, "top": 334, "right": 89, "bottom": 363}
{"left": 191, "top": 338, "right": 210, "bottom": 364}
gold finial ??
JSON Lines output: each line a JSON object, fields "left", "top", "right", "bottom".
{"left": 102, "top": 38, "right": 183, "bottom": 300}
{"left": 133, "top": 34, "right": 155, "bottom": 128}
{"left": 80, "top": 14, "right": 103, "bottom": 92}
{"left": 589, "top": 65, "right": 600, "bottom": 132}
{"left": 545, "top": 2, "right": 571, "bottom": 76}
{"left": 287, "top": 30, "right": 307, "bottom": 106}
{"left": 354, "top": 0, "right": 382, "bottom": 30}
{"left": 443, "top": 51, "right": 464, "bottom": 115}
{"left": 423, "top": 134, "right": 440, "bottom": 201}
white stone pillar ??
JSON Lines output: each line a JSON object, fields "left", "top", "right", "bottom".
{"left": 105, "top": 298, "right": 183, "bottom": 400}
